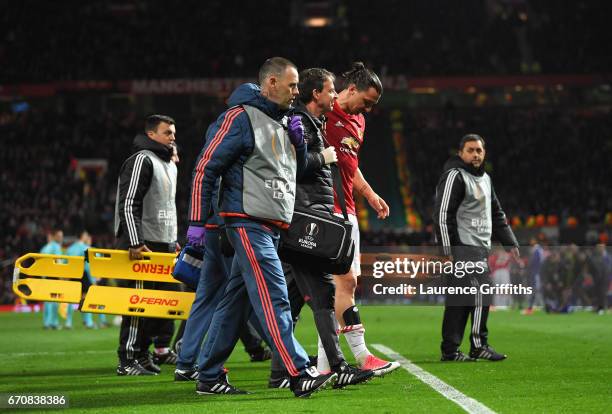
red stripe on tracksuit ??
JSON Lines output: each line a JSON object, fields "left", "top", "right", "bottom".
{"left": 237, "top": 228, "right": 298, "bottom": 376}
{"left": 237, "top": 228, "right": 299, "bottom": 376}
{"left": 190, "top": 106, "right": 242, "bottom": 221}
{"left": 237, "top": 228, "right": 295, "bottom": 374}
{"left": 190, "top": 107, "right": 244, "bottom": 222}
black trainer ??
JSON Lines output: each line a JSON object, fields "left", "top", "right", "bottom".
{"left": 154, "top": 349, "right": 178, "bottom": 365}
{"left": 117, "top": 360, "right": 158, "bottom": 376}
{"left": 249, "top": 347, "right": 273, "bottom": 362}
{"left": 290, "top": 366, "right": 337, "bottom": 398}
{"left": 139, "top": 353, "right": 161, "bottom": 374}
{"left": 333, "top": 362, "right": 375, "bottom": 389}
{"left": 470, "top": 345, "right": 507, "bottom": 361}
{"left": 268, "top": 370, "right": 291, "bottom": 389}
{"left": 196, "top": 378, "right": 249, "bottom": 395}
{"left": 441, "top": 351, "right": 477, "bottom": 362}
{"left": 175, "top": 368, "right": 198, "bottom": 381}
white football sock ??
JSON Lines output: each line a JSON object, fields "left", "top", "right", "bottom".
{"left": 316, "top": 335, "right": 330, "bottom": 372}
{"left": 342, "top": 324, "right": 370, "bottom": 364}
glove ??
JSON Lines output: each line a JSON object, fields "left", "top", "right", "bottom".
{"left": 320, "top": 146, "right": 338, "bottom": 165}
{"left": 186, "top": 225, "right": 206, "bottom": 246}
{"left": 287, "top": 116, "right": 304, "bottom": 146}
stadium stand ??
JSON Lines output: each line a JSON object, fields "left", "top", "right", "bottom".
{"left": 1, "top": 0, "right": 611, "bottom": 82}
{"left": 1, "top": 1, "right": 610, "bottom": 307}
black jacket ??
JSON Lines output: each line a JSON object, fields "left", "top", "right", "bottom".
{"left": 116, "top": 134, "right": 174, "bottom": 247}
{"left": 293, "top": 103, "right": 334, "bottom": 214}
{"left": 432, "top": 155, "right": 518, "bottom": 254}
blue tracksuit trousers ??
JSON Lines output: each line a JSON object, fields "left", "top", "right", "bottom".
{"left": 176, "top": 228, "right": 232, "bottom": 370}
{"left": 198, "top": 222, "right": 309, "bottom": 381}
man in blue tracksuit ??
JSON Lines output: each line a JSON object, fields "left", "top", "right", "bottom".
{"left": 41, "top": 229, "right": 63, "bottom": 329}
{"left": 173, "top": 212, "right": 232, "bottom": 380}
{"left": 174, "top": 217, "right": 271, "bottom": 379}
{"left": 174, "top": 121, "right": 233, "bottom": 380}
{"left": 175, "top": 126, "right": 271, "bottom": 381}
{"left": 187, "top": 57, "right": 337, "bottom": 397}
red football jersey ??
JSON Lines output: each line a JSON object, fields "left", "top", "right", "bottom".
{"left": 324, "top": 100, "right": 366, "bottom": 215}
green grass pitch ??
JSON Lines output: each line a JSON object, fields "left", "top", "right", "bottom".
{"left": 0, "top": 306, "right": 610, "bottom": 413}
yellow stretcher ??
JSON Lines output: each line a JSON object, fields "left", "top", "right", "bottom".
{"left": 13, "top": 248, "right": 195, "bottom": 320}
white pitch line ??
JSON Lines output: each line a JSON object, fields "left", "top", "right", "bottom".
{"left": 3, "top": 345, "right": 328, "bottom": 359}
{"left": 0, "top": 350, "right": 115, "bottom": 357}
{"left": 372, "top": 344, "right": 496, "bottom": 414}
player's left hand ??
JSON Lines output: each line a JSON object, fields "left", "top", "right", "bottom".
{"left": 366, "top": 192, "right": 389, "bottom": 219}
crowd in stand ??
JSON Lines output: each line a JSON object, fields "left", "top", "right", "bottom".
{"left": 0, "top": 107, "right": 212, "bottom": 260}
{"left": 1, "top": 0, "right": 610, "bottom": 82}
{"left": 489, "top": 242, "right": 610, "bottom": 314}
{"left": 404, "top": 106, "right": 612, "bottom": 229}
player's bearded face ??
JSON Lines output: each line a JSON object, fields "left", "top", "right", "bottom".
{"left": 347, "top": 86, "right": 380, "bottom": 114}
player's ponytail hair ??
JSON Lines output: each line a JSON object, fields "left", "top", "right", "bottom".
{"left": 341, "top": 62, "right": 383, "bottom": 95}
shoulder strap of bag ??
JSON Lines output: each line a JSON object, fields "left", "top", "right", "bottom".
{"left": 321, "top": 120, "right": 349, "bottom": 222}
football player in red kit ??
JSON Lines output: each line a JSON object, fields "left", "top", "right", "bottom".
{"left": 320, "top": 62, "right": 399, "bottom": 376}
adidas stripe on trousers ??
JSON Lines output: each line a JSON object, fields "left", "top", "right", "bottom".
{"left": 441, "top": 248, "right": 492, "bottom": 355}
{"left": 117, "top": 239, "right": 178, "bottom": 365}
{"left": 197, "top": 222, "right": 310, "bottom": 381}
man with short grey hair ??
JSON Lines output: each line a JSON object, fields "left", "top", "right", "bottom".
{"left": 188, "top": 57, "right": 338, "bottom": 397}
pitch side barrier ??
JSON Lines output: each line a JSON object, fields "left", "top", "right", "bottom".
{"left": 13, "top": 248, "right": 195, "bottom": 320}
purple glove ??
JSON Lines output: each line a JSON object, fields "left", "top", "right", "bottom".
{"left": 186, "top": 225, "right": 206, "bottom": 246}
{"left": 287, "top": 115, "right": 304, "bottom": 146}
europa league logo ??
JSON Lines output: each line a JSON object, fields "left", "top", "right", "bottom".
{"left": 305, "top": 222, "right": 319, "bottom": 237}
